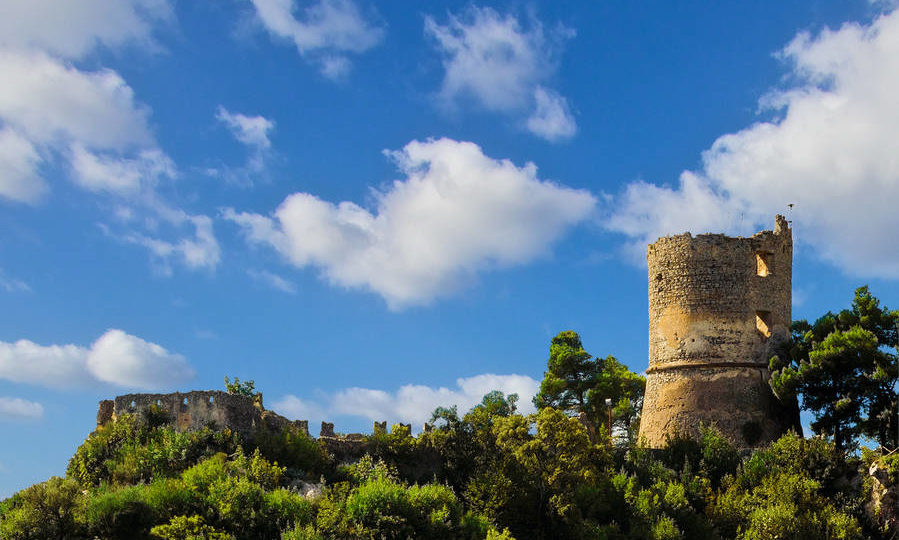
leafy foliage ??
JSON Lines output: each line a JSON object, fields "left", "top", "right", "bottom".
{"left": 224, "top": 376, "right": 257, "bottom": 398}
{"left": 534, "top": 331, "right": 646, "bottom": 443}
{"left": 770, "top": 286, "right": 899, "bottom": 450}
{"left": 4, "top": 300, "right": 898, "bottom": 539}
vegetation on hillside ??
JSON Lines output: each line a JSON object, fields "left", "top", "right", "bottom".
{"left": 1, "top": 287, "right": 896, "bottom": 539}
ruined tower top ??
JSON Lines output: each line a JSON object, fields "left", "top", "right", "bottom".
{"left": 638, "top": 215, "right": 797, "bottom": 448}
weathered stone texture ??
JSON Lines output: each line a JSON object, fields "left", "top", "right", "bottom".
{"left": 111, "top": 390, "right": 263, "bottom": 440}
{"left": 638, "top": 215, "right": 798, "bottom": 448}
{"left": 96, "top": 400, "right": 114, "bottom": 429}
{"left": 867, "top": 458, "right": 899, "bottom": 536}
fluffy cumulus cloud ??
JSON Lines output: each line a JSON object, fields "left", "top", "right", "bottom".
{"left": 0, "top": 8, "right": 220, "bottom": 273}
{"left": 0, "top": 397, "right": 44, "bottom": 421}
{"left": 0, "top": 51, "right": 153, "bottom": 152}
{"left": 0, "top": 329, "right": 194, "bottom": 390}
{"left": 0, "top": 0, "right": 171, "bottom": 60}
{"left": 225, "top": 138, "right": 596, "bottom": 308}
{"left": 272, "top": 373, "right": 539, "bottom": 429}
{"left": 606, "top": 8, "right": 899, "bottom": 278}
{"left": 426, "top": 6, "right": 577, "bottom": 141}
{"left": 249, "top": 0, "right": 383, "bottom": 78}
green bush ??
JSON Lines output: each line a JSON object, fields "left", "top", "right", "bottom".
{"left": 0, "top": 476, "right": 85, "bottom": 539}
{"left": 150, "top": 514, "right": 234, "bottom": 540}
{"left": 67, "top": 414, "right": 240, "bottom": 487}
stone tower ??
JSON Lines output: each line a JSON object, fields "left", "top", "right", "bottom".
{"left": 638, "top": 215, "right": 798, "bottom": 448}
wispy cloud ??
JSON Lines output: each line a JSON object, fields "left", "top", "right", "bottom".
{"left": 211, "top": 106, "right": 276, "bottom": 186}
{"left": 0, "top": 268, "right": 30, "bottom": 293}
{"left": 0, "top": 4, "right": 220, "bottom": 275}
{"left": 247, "top": 268, "right": 297, "bottom": 294}
{"left": 0, "top": 397, "right": 44, "bottom": 421}
{"left": 249, "top": 0, "right": 383, "bottom": 79}
{"left": 426, "top": 6, "right": 576, "bottom": 141}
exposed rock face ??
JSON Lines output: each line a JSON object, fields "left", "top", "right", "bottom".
{"left": 638, "top": 215, "right": 799, "bottom": 448}
{"left": 867, "top": 458, "right": 899, "bottom": 537}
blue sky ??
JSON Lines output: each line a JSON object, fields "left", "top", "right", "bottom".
{"left": 2, "top": 0, "right": 899, "bottom": 497}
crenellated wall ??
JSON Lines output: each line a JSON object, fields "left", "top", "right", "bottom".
{"left": 96, "top": 391, "right": 419, "bottom": 449}
{"left": 638, "top": 215, "right": 798, "bottom": 448}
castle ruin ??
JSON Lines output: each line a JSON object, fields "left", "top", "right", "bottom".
{"left": 638, "top": 215, "right": 799, "bottom": 448}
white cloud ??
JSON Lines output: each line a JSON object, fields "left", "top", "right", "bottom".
{"left": 272, "top": 373, "right": 539, "bottom": 429}
{"left": 0, "top": 127, "right": 43, "bottom": 204}
{"left": 0, "top": 397, "right": 43, "bottom": 420}
{"left": 70, "top": 145, "right": 176, "bottom": 196}
{"left": 606, "top": 9, "right": 899, "bottom": 278}
{"left": 426, "top": 6, "right": 576, "bottom": 141}
{"left": 247, "top": 269, "right": 298, "bottom": 294}
{"left": 0, "top": 329, "right": 194, "bottom": 390}
{"left": 212, "top": 106, "right": 276, "bottom": 186}
{"left": 225, "top": 137, "right": 596, "bottom": 308}
{"left": 86, "top": 329, "right": 194, "bottom": 389}
{"left": 120, "top": 213, "right": 221, "bottom": 273}
{"left": 0, "top": 0, "right": 171, "bottom": 60}
{"left": 271, "top": 394, "right": 327, "bottom": 423}
{"left": 0, "top": 26, "right": 219, "bottom": 274}
{"left": 527, "top": 86, "right": 577, "bottom": 142}
{"left": 216, "top": 106, "right": 274, "bottom": 150}
{"left": 249, "top": 0, "right": 383, "bottom": 78}
{"left": 0, "top": 50, "right": 153, "bottom": 152}
{"left": 0, "top": 340, "right": 95, "bottom": 388}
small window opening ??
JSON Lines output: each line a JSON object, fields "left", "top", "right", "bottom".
{"left": 756, "top": 311, "right": 772, "bottom": 341}
{"left": 156, "top": 400, "right": 162, "bottom": 406}
{"left": 182, "top": 398, "right": 188, "bottom": 406}
{"left": 130, "top": 400, "right": 136, "bottom": 409}
{"left": 209, "top": 396, "right": 214, "bottom": 404}
{"left": 756, "top": 251, "right": 773, "bottom": 276}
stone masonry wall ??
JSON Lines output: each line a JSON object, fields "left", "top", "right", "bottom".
{"left": 638, "top": 215, "right": 797, "bottom": 448}
{"left": 108, "top": 390, "right": 262, "bottom": 440}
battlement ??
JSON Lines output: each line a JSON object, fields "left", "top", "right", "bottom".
{"left": 96, "top": 390, "right": 423, "bottom": 446}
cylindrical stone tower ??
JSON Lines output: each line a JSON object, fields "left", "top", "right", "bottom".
{"left": 638, "top": 215, "right": 798, "bottom": 448}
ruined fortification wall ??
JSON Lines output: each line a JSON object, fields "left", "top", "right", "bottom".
{"left": 96, "top": 391, "right": 421, "bottom": 459}
{"left": 100, "top": 391, "right": 263, "bottom": 439}
{"left": 638, "top": 215, "right": 797, "bottom": 448}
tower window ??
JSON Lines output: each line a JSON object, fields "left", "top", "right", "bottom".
{"left": 756, "top": 311, "right": 772, "bottom": 340}
{"left": 756, "top": 251, "right": 773, "bottom": 276}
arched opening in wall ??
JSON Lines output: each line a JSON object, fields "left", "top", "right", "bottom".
{"left": 756, "top": 251, "right": 773, "bottom": 276}
{"left": 183, "top": 398, "right": 188, "bottom": 406}
{"left": 756, "top": 311, "right": 772, "bottom": 341}
{"left": 130, "top": 400, "right": 136, "bottom": 409}
{"left": 209, "top": 396, "right": 214, "bottom": 404}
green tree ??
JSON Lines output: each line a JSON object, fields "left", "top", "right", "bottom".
{"left": 770, "top": 286, "right": 898, "bottom": 450}
{"left": 533, "top": 331, "right": 645, "bottom": 441}
{"left": 224, "top": 376, "right": 256, "bottom": 398}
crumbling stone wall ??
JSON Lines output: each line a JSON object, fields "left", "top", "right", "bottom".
{"left": 638, "top": 215, "right": 798, "bottom": 448}
{"left": 107, "top": 391, "right": 263, "bottom": 440}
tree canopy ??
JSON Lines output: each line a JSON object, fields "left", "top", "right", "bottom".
{"left": 771, "top": 286, "right": 899, "bottom": 450}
